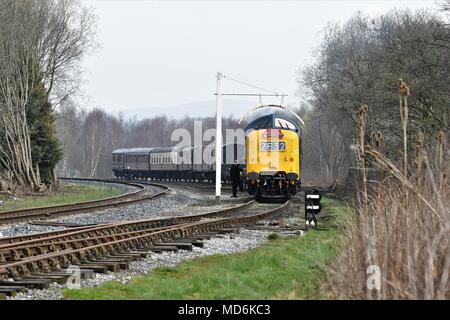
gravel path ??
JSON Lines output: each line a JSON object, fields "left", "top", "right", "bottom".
{"left": 9, "top": 228, "right": 271, "bottom": 300}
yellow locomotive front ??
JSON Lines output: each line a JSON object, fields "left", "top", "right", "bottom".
{"left": 244, "top": 105, "right": 302, "bottom": 202}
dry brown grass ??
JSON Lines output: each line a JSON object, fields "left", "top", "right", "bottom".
{"left": 328, "top": 82, "right": 449, "bottom": 299}
{"left": 329, "top": 165, "right": 449, "bottom": 299}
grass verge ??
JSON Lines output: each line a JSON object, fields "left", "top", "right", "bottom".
{"left": 64, "top": 197, "right": 350, "bottom": 300}
{"left": 0, "top": 183, "right": 123, "bottom": 212}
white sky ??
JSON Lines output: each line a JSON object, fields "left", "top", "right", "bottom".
{"left": 80, "top": 0, "right": 437, "bottom": 119}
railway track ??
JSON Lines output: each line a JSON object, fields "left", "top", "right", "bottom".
{"left": 0, "top": 200, "right": 289, "bottom": 297}
{"left": 0, "top": 178, "right": 169, "bottom": 224}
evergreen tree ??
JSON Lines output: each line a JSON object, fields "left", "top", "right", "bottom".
{"left": 26, "top": 78, "right": 63, "bottom": 186}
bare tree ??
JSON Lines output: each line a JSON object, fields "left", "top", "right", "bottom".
{"left": 301, "top": 9, "right": 449, "bottom": 180}
{"left": 55, "top": 98, "right": 82, "bottom": 177}
{"left": 0, "top": 0, "right": 96, "bottom": 193}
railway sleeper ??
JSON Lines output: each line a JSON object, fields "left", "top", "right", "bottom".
{"left": 216, "top": 228, "right": 239, "bottom": 234}
{"left": 95, "top": 256, "right": 130, "bottom": 263}
{"left": 83, "top": 261, "right": 127, "bottom": 272}
{"left": 0, "top": 278, "right": 51, "bottom": 290}
{"left": 30, "top": 269, "right": 94, "bottom": 280}
{"left": 147, "top": 245, "right": 179, "bottom": 253}
{"left": 156, "top": 242, "right": 193, "bottom": 251}
{"left": 77, "top": 264, "right": 108, "bottom": 273}
{"left": 21, "top": 274, "right": 68, "bottom": 285}
{"left": 0, "top": 286, "right": 26, "bottom": 297}
{"left": 176, "top": 239, "right": 204, "bottom": 247}
{"left": 107, "top": 253, "right": 141, "bottom": 261}
{"left": 125, "top": 251, "right": 151, "bottom": 258}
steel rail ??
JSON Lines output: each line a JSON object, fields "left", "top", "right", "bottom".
{"left": 0, "top": 179, "right": 169, "bottom": 224}
{"left": 0, "top": 201, "right": 289, "bottom": 279}
{"left": 0, "top": 200, "right": 256, "bottom": 255}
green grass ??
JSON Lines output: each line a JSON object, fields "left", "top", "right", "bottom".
{"left": 0, "top": 183, "right": 123, "bottom": 212}
{"left": 64, "top": 197, "right": 350, "bottom": 300}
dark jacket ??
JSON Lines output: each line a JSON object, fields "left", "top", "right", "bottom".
{"left": 230, "top": 164, "right": 241, "bottom": 183}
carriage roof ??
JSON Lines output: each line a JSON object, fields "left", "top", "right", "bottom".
{"left": 112, "top": 148, "right": 153, "bottom": 155}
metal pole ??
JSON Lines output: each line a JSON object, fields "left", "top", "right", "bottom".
{"left": 215, "top": 72, "right": 223, "bottom": 203}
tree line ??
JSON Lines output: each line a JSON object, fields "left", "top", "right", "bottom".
{"left": 55, "top": 101, "right": 242, "bottom": 178}
{"left": 0, "top": 0, "right": 96, "bottom": 194}
{"left": 299, "top": 6, "right": 449, "bottom": 184}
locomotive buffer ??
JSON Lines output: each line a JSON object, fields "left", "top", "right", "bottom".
{"left": 304, "top": 189, "right": 322, "bottom": 229}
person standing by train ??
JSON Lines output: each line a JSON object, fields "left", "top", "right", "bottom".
{"left": 230, "top": 160, "right": 242, "bottom": 198}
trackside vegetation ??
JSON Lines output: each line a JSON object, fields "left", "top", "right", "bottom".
{"left": 0, "top": 183, "right": 122, "bottom": 212}
{"left": 64, "top": 197, "right": 350, "bottom": 300}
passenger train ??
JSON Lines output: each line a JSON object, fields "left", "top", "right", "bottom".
{"left": 112, "top": 144, "right": 244, "bottom": 183}
{"left": 112, "top": 104, "right": 302, "bottom": 202}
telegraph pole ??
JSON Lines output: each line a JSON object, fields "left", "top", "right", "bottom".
{"left": 215, "top": 72, "right": 223, "bottom": 203}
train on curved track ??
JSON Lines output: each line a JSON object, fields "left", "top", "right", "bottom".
{"left": 112, "top": 104, "right": 302, "bottom": 202}
{"left": 112, "top": 144, "right": 245, "bottom": 183}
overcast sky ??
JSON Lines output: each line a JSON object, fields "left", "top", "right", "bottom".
{"left": 80, "top": 0, "right": 437, "bottom": 119}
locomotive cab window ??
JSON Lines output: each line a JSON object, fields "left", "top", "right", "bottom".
{"left": 274, "top": 118, "right": 296, "bottom": 130}
{"left": 245, "top": 116, "right": 274, "bottom": 134}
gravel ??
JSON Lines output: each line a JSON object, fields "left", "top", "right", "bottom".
{"left": 2, "top": 180, "right": 277, "bottom": 300}
{"left": 0, "top": 183, "right": 249, "bottom": 238}
{"left": 9, "top": 228, "right": 271, "bottom": 300}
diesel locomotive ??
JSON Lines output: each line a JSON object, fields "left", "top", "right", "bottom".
{"left": 243, "top": 105, "right": 302, "bottom": 201}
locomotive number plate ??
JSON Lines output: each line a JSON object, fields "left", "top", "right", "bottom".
{"left": 260, "top": 141, "right": 286, "bottom": 151}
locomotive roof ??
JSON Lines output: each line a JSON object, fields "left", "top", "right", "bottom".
{"left": 243, "top": 105, "right": 302, "bottom": 129}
